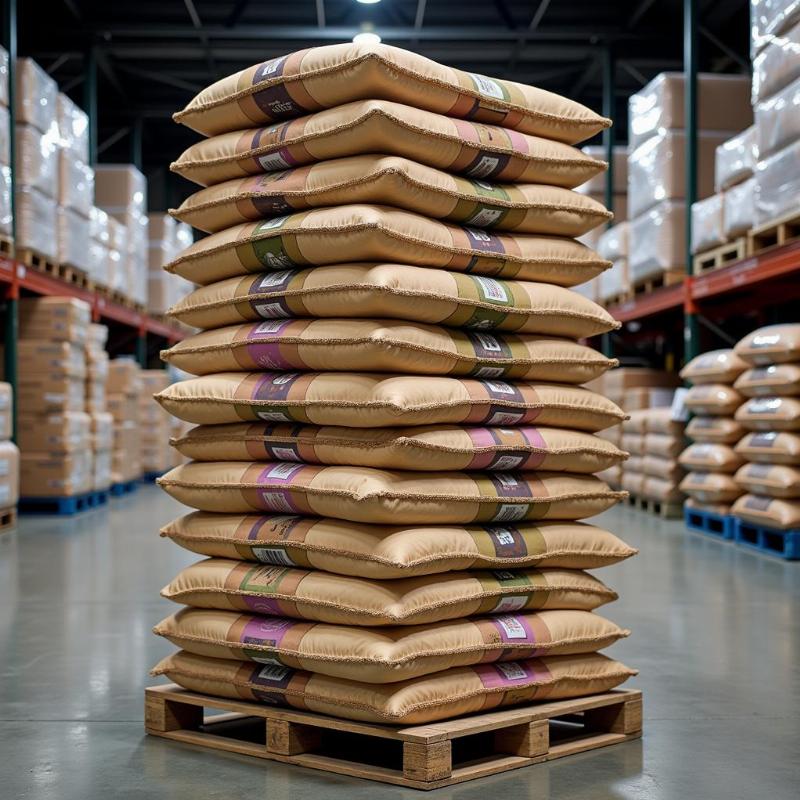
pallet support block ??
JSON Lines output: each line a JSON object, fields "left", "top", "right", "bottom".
{"left": 144, "top": 685, "right": 642, "bottom": 789}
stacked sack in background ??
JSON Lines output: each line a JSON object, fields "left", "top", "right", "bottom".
{"left": 151, "top": 43, "right": 638, "bottom": 724}
{"left": 107, "top": 359, "right": 143, "bottom": 487}
{"left": 14, "top": 298, "right": 93, "bottom": 499}
{"left": 140, "top": 370, "right": 175, "bottom": 478}
{"left": 679, "top": 350, "right": 748, "bottom": 515}
{"left": 85, "top": 323, "right": 113, "bottom": 492}
{"left": 0, "top": 380, "right": 19, "bottom": 514}
{"left": 730, "top": 324, "right": 800, "bottom": 531}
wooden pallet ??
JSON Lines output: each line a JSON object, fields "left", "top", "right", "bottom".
{"left": 145, "top": 685, "right": 642, "bottom": 790}
{"left": 692, "top": 238, "right": 747, "bottom": 275}
{"left": 0, "top": 235, "right": 13, "bottom": 257}
{"left": 630, "top": 270, "right": 684, "bottom": 298}
{"left": 748, "top": 210, "right": 800, "bottom": 256}
{"left": 626, "top": 493, "right": 683, "bottom": 519}
{"left": 0, "top": 506, "right": 17, "bottom": 533}
{"left": 16, "top": 248, "right": 91, "bottom": 288}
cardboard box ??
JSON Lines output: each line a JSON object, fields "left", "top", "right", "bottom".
{"left": 628, "top": 72, "right": 753, "bottom": 150}
{"left": 57, "top": 152, "right": 94, "bottom": 216}
{"left": 15, "top": 123, "right": 58, "bottom": 197}
{"left": 715, "top": 126, "right": 756, "bottom": 191}
{"left": 752, "top": 18, "right": 800, "bottom": 103}
{"left": 106, "top": 393, "right": 138, "bottom": 423}
{"left": 14, "top": 340, "right": 86, "bottom": 377}
{"left": 20, "top": 451, "right": 92, "bottom": 497}
{"left": 629, "top": 201, "right": 687, "bottom": 282}
{"left": 107, "top": 359, "right": 142, "bottom": 396}
{"left": 94, "top": 163, "right": 147, "bottom": 219}
{"left": 19, "top": 296, "right": 91, "bottom": 331}
{"left": 17, "top": 376, "right": 85, "bottom": 414}
{"left": 17, "top": 412, "right": 91, "bottom": 452}
{"left": 604, "top": 368, "right": 681, "bottom": 393}
{"left": 755, "top": 74, "right": 800, "bottom": 160}
{"left": 56, "top": 92, "right": 89, "bottom": 161}
{"left": 90, "top": 412, "right": 114, "bottom": 451}
{"left": 754, "top": 138, "right": 800, "bottom": 225}
{"left": 0, "top": 381, "right": 11, "bottom": 440}
{"left": 15, "top": 57, "right": 57, "bottom": 134}
{"left": 691, "top": 193, "right": 726, "bottom": 254}
{"left": 724, "top": 177, "right": 756, "bottom": 239}
{"left": 93, "top": 449, "right": 112, "bottom": 491}
{"left": 14, "top": 186, "right": 57, "bottom": 260}
{"left": 0, "top": 440, "right": 19, "bottom": 507}
{"left": 576, "top": 145, "right": 628, "bottom": 194}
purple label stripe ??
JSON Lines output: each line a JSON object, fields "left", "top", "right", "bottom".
{"left": 488, "top": 473, "right": 533, "bottom": 499}
{"left": 490, "top": 615, "right": 536, "bottom": 644}
{"left": 241, "top": 617, "right": 295, "bottom": 649}
{"left": 473, "top": 660, "right": 545, "bottom": 689}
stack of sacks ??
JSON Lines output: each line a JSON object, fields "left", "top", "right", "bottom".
{"left": 642, "top": 409, "right": 686, "bottom": 506}
{"left": 139, "top": 370, "right": 174, "bottom": 477}
{"left": 679, "top": 350, "right": 749, "bottom": 515}
{"left": 15, "top": 298, "right": 92, "bottom": 498}
{"left": 0, "top": 47, "right": 11, "bottom": 240}
{"left": 597, "top": 223, "right": 629, "bottom": 304}
{"left": 150, "top": 43, "right": 638, "bottom": 724}
{"left": 107, "top": 359, "right": 143, "bottom": 485}
{"left": 88, "top": 207, "right": 111, "bottom": 287}
{"left": 691, "top": 127, "right": 757, "bottom": 256}
{"left": 0, "top": 381, "right": 20, "bottom": 512}
{"left": 169, "top": 416, "right": 193, "bottom": 468}
{"left": 147, "top": 214, "right": 197, "bottom": 316}
{"left": 95, "top": 164, "right": 149, "bottom": 305}
{"left": 620, "top": 410, "right": 647, "bottom": 499}
{"left": 55, "top": 93, "right": 94, "bottom": 272}
{"left": 627, "top": 72, "right": 752, "bottom": 285}
{"left": 85, "top": 324, "right": 112, "bottom": 492}
{"left": 602, "top": 367, "right": 680, "bottom": 415}
{"left": 751, "top": 2, "right": 800, "bottom": 226}
{"left": 730, "top": 324, "right": 800, "bottom": 530}
{"left": 14, "top": 57, "right": 59, "bottom": 260}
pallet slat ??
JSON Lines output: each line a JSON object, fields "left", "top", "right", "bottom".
{"left": 732, "top": 517, "right": 800, "bottom": 560}
{"left": 692, "top": 238, "right": 747, "bottom": 275}
{"left": 0, "top": 506, "right": 17, "bottom": 533}
{"left": 625, "top": 493, "right": 683, "bottom": 519}
{"left": 18, "top": 490, "right": 108, "bottom": 515}
{"left": 748, "top": 210, "right": 800, "bottom": 256}
{"left": 145, "top": 684, "right": 642, "bottom": 790}
{"left": 684, "top": 506, "right": 735, "bottom": 540}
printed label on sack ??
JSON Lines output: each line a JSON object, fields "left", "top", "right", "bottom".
{"left": 492, "top": 615, "right": 536, "bottom": 643}
{"left": 252, "top": 372, "right": 300, "bottom": 421}
{"left": 474, "top": 660, "right": 543, "bottom": 690}
{"left": 250, "top": 662, "right": 293, "bottom": 688}
{"left": 491, "top": 595, "right": 529, "bottom": 613}
{"left": 492, "top": 504, "right": 529, "bottom": 521}
{"left": 251, "top": 545, "right": 298, "bottom": 566}
{"left": 745, "top": 495, "right": 773, "bottom": 511}
{"left": 241, "top": 616, "right": 295, "bottom": 650}
{"left": 468, "top": 72, "right": 506, "bottom": 100}
{"left": 257, "top": 463, "right": 304, "bottom": 512}
{"left": 465, "top": 227, "right": 506, "bottom": 255}
{"left": 748, "top": 398, "right": 782, "bottom": 414}
{"left": 465, "top": 207, "right": 504, "bottom": 228}
{"left": 258, "top": 151, "right": 295, "bottom": 172}
{"left": 750, "top": 432, "right": 778, "bottom": 448}
{"left": 248, "top": 320, "right": 295, "bottom": 369}
{"left": 749, "top": 366, "right": 776, "bottom": 380}
{"left": 250, "top": 56, "right": 306, "bottom": 120}
{"left": 746, "top": 463, "right": 773, "bottom": 479}
{"left": 473, "top": 276, "right": 509, "bottom": 304}
{"left": 484, "top": 524, "right": 529, "bottom": 558}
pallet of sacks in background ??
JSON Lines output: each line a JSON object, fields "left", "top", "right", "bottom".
{"left": 0, "top": 381, "right": 19, "bottom": 531}
{"left": 0, "top": 47, "right": 12, "bottom": 253}
{"left": 106, "top": 359, "right": 143, "bottom": 496}
{"left": 143, "top": 42, "right": 644, "bottom": 787}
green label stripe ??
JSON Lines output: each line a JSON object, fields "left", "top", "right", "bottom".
{"left": 468, "top": 179, "right": 511, "bottom": 202}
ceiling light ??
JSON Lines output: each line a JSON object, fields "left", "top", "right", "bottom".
{"left": 356, "top": 0, "right": 382, "bottom": 4}
{"left": 353, "top": 32, "right": 382, "bottom": 44}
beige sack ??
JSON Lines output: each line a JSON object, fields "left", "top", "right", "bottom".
{"left": 642, "top": 476, "right": 684, "bottom": 503}
{"left": 154, "top": 607, "right": 628, "bottom": 684}
{"left": 644, "top": 432, "right": 685, "bottom": 458}
{"left": 734, "top": 324, "right": 800, "bottom": 365}
{"left": 620, "top": 471, "right": 644, "bottom": 495}
{"left": 685, "top": 384, "right": 744, "bottom": 416}
{"left": 679, "top": 349, "right": 748, "bottom": 384}
{"left": 644, "top": 408, "right": 685, "bottom": 435}
{"left": 734, "top": 364, "right": 800, "bottom": 397}
{"left": 155, "top": 373, "right": 626, "bottom": 431}
{"left": 731, "top": 494, "right": 800, "bottom": 530}
{"left": 734, "top": 463, "right": 800, "bottom": 498}
{"left": 735, "top": 396, "right": 800, "bottom": 431}
{"left": 162, "top": 321, "right": 617, "bottom": 383}
{"left": 174, "top": 43, "right": 610, "bottom": 143}
{"left": 161, "top": 559, "right": 616, "bottom": 625}
{"left": 173, "top": 154, "right": 610, "bottom": 234}
{"left": 679, "top": 471, "right": 743, "bottom": 503}
{"left": 164, "top": 205, "right": 609, "bottom": 288}
{"left": 678, "top": 443, "right": 745, "bottom": 473}
{"left": 167, "top": 263, "right": 620, "bottom": 338}
{"left": 685, "top": 416, "right": 744, "bottom": 444}
{"left": 161, "top": 512, "right": 636, "bottom": 578}
{"left": 735, "top": 431, "right": 800, "bottom": 465}
{"left": 171, "top": 422, "right": 626, "bottom": 474}
{"left": 621, "top": 433, "right": 644, "bottom": 455}
{"left": 157, "top": 462, "right": 624, "bottom": 524}
{"left": 153, "top": 650, "right": 634, "bottom": 725}
{"left": 684, "top": 496, "right": 732, "bottom": 516}
{"left": 642, "top": 455, "right": 684, "bottom": 481}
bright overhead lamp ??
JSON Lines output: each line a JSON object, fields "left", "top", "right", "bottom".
{"left": 356, "top": 0, "right": 382, "bottom": 4}
{"left": 353, "top": 32, "right": 382, "bottom": 44}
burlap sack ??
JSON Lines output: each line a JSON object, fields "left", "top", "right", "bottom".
{"left": 621, "top": 433, "right": 644, "bottom": 455}
{"left": 734, "top": 463, "right": 800, "bottom": 498}
{"left": 621, "top": 410, "right": 648, "bottom": 434}
{"left": 153, "top": 650, "right": 634, "bottom": 725}
{"left": 645, "top": 408, "right": 686, "bottom": 436}
{"left": 167, "top": 263, "right": 620, "bottom": 338}
{"left": 161, "top": 559, "right": 616, "bottom": 625}
{"left": 679, "top": 348, "right": 748, "bottom": 384}
{"left": 642, "top": 455, "right": 684, "bottom": 481}
{"left": 685, "top": 416, "right": 744, "bottom": 444}
{"left": 164, "top": 205, "right": 610, "bottom": 288}
{"left": 174, "top": 43, "right": 611, "bottom": 143}
{"left": 154, "top": 373, "right": 626, "bottom": 431}
{"left": 685, "top": 384, "right": 744, "bottom": 416}
{"left": 734, "top": 364, "right": 800, "bottom": 397}
{"left": 644, "top": 433, "right": 685, "bottom": 458}
{"left": 157, "top": 462, "right": 624, "bottom": 523}
{"left": 679, "top": 443, "right": 745, "bottom": 473}
{"left": 173, "top": 154, "right": 610, "bottom": 234}
{"left": 642, "top": 476, "right": 684, "bottom": 503}
{"left": 171, "top": 422, "right": 627, "bottom": 474}
{"left": 684, "top": 496, "right": 732, "bottom": 516}
{"left": 162, "top": 321, "right": 617, "bottom": 383}
{"left": 735, "top": 431, "right": 800, "bottom": 465}
{"left": 735, "top": 396, "right": 800, "bottom": 430}
{"left": 625, "top": 456, "right": 644, "bottom": 474}
{"left": 734, "top": 323, "right": 800, "bottom": 365}
{"left": 679, "top": 471, "right": 743, "bottom": 503}
{"left": 154, "top": 607, "right": 628, "bottom": 684}
{"left": 731, "top": 494, "right": 800, "bottom": 530}
{"left": 621, "top": 471, "right": 644, "bottom": 495}
{"left": 161, "top": 513, "right": 637, "bottom": 578}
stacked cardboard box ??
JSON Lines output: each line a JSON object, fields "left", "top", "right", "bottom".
{"left": 86, "top": 324, "right": 112, "bottom": 492}
{"left": 88, "top": 206, "right": 111, "bottom": 287}
{"left": 597, "top": 222, "right": 629, "bottom": 304}
{"left": 139, "top": 370, "right": 173, "bottom": 477}
{"left": 107, "top": 359, "right": 143, "bottom": 486}
{"left": 16, "top": 297, "right": 92, "bottom": 498}
{"left": 0, "top": 381, "right": 20, "bottom": 513}
{"left": 14, "top": 57, "right": 59, "bottom": 260}
{"left": 94, "top": 164, "right": 149, "bottom": 305}
{"left": 0, "top": 46, "right": 10, "bottom": 240}
{"left": 627, "top": 73, "right": 752, "bottom": 285}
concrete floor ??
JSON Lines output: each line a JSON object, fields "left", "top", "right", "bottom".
{"left": 1, "top": 486, "right": 799, "bottom": 799}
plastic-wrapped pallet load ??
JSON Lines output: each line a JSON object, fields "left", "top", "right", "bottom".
{"left": 150, "top": 43, "right": 638, "bottom": 726}
{"left": 0, "top": 47, "right": 10, "bottom": 243}
{"left": 679, "top": 349, "right": 748, "bottom": 515}
{"left": 597, "top": 223, "right": 629, "bottom": 304}
{"left": 0, "top": 381, "right": 20, "bottom": 513}
{"left": 729, "top": 324, "right": 800, "bottom": 530}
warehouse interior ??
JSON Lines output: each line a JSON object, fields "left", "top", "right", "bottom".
{"left": 1, "top": 1, "right": 799, "bottom": 798}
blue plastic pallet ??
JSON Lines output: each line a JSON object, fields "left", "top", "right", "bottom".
{"left": 733, "top": 517, "right": 800, "bottom": 560}
{"left": 142, "top": 471, "right": 164, "bottom": 483}
{"left": 684, "top": 506, "right": 735, "bottom": 540}
{"left": 19, "top": 490, "right": 109, "bottom": 516}
{"left": 110, "top": 479, "right": 139, "bottom": 497}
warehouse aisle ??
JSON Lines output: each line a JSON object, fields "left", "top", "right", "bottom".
{"left": 1, "top": 486, "right": 798, "bottom": 800}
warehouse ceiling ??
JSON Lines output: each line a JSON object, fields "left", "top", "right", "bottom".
{"left": 21, "top": 0, "right": 752, "bottom": 209}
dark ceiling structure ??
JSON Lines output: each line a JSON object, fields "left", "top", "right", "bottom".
{"left": 22, "top": 0, "right": 752, "bottom": 209}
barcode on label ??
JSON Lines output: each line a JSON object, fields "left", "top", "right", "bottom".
{"left": 267, "top": 463, "right": 303, "bottom": 479}
{"left": 252, "top": 546, "right": 296, "bottom": 566}
{"left": 260, "top": 492, "right": 294, "bottom": 511}
{"left": 254, "top": 303, "right": 290, "bottom": 318}
{"left": 488, "top": 411, "right": 523, "bottom": 425}
{"left": 492, "top": 595, "right": 528, "bottom": 613}
{"left": 493, "top": 503, "right": 528, "bottom": 521}
{"left": 493, "top": 455, "right": 524, "bottom": 470}
{"left": 495, "top": 662, "right": 527, "bottom": 680}
{"left": 467, "top": 156, "right": 500, "bottom": 178}
{"left": 497, "top": 616, "right": 528, "bottom": 639}
{"left": 474, "top": 276, "right": 508, "bottom": 302}
{"left": 467, "top": 208, "right": 503, "bottom": 227}
{"left": 258, "top": 664, "right": 291, "bottom": 682}
{"left": 257, "top": 410, "right": 292, "bottom": 421}
{"left": 259, "top": 270, "right": 294, "bottom": 288}
{"left": 259, "top": 152, "right": 292, "bottom": 171}
{"left": 469, "top": 72, "right": 505, "bottom": 99}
